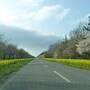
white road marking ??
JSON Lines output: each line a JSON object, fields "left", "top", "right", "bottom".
{"left": 53, "top": 71, "right": 71, "bottom": 83}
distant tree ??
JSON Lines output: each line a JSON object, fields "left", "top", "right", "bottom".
{"left": 0, "top": 33, "right": 33, "bottom": 60}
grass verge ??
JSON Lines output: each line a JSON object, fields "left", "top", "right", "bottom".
{"left": 44, "top": 58, "right": 90, "bottom": 70}
{"left": 0, "top": 58, "right": 33, "bottom": 85}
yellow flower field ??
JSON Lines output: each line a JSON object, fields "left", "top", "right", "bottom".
{"left": 0, "top": 58, "right": 33, "bottom": 84}
{"left": 0, "top": 59, "right": 29, "bottom": 65}
{"left": 45, "top": 58, "right": 90, "bottom": 70}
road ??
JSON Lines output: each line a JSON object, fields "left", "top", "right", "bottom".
{"left": 1, "top": 58, "right": 90, "bottom": 90}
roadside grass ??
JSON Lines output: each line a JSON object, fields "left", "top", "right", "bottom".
{"left": 0, "top": 58, "right": 33, "bottom": 84}
{"left": 44, "top": 58, "right": 90, "bottom": 70}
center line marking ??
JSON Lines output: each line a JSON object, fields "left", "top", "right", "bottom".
{"left": 53, "top": 71, "right": 71, "bottom": 83}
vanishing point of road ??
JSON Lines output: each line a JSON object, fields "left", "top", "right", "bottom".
{"left": 1, "top": 58, "right": 90, "bottom": 90}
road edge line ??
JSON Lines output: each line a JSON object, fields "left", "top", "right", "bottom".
{"left": 53, "top": 71, "right": 71, "bottom": 83}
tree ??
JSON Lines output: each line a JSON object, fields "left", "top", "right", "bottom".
{"left": 0, "top": 33, "right": 33, "bottom": 60}
{"left": 77, "top": 16, "right": 90, "bottom": 58}
{"left": 83, "top": 16, "right": 90, "bottom": 31}
{"left": 44, "top": 17, "right": 88, "bottom": 59}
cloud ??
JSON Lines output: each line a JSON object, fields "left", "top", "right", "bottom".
{"left": 0, "top": 2, "right": 15, "bottom": 24}
{"left": 0, "top": 0, "right": 70, "bottom": 56}
{"left": 18, "top": 0, "right": 43, "bottom": 5}
{"left": 32, "top": 5, "right": 70, "bottom": 21}
{"left": 0, "top": 25, "right": 59, "bottom": 56}
{"left": 0, "top": 0, "right": 70, "bottom": 31}
{"left": 10, "top": 5, "right": 70, "bottom": 33}
{"left": 14, "top": 5, "right": 70, "bottom": 23}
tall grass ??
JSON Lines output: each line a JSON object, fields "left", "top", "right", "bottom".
{"left": 0, "top": 58, "right": 33, "bottom": 84}
{"left": 45, "top": 58, "right": 90, "bottom": 70}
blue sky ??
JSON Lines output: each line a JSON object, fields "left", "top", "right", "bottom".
{"left": 0, "top": 0, "right": 90, "bottom": 56}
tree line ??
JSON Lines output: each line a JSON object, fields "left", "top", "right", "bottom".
{"left": 0, "top": 35, "right": 34, "bottom": 60}
{"left": 39, "top": 16, "right": 90, "bottom": 59}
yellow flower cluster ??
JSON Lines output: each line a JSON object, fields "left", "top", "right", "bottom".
{"left": 46, "top": 58, "right": 90, "bottom": 70}
{"left": 0, "top": 59, "right": 28, "bottom": 65}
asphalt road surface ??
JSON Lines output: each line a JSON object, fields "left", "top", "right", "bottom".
{"left": 1, "top": 58, "right": 90, "bottom": 90}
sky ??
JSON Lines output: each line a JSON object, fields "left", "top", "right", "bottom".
{"left": 0, "top": 0, "right": 90, "bottom": 56}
